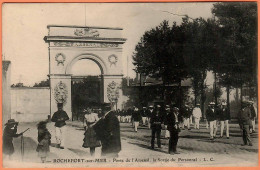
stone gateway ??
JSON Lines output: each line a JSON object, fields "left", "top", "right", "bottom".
{"left": 44, "top": 25, "right": 126, "bottom": 118}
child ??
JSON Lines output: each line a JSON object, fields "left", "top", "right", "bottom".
{"left": 3, "top": 119, "right": 22, "bottom": 159}
{"left": 36, "top": 121, "right": 51, "bottom": 163}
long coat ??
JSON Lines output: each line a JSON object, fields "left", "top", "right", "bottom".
{"left": 3, "top": 126, "right": 20, "bottom": 155}
{"left": 93, "top": 111, "right": 121, "bottom": 156}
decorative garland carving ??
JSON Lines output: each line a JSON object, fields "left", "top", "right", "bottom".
{"left": 107, "top": 81, "right": 120, "bottom": 103}
{"left": 74, "top": 28, "right": 99, "bottom": 37}
{"left": 55, "top": 53, "right": 66, "bottom": 66}
{"left": 54, "top": 81, "right": 68, "bottom": 105}
{"left": 108, "top": 55, "right": 118, "bottom": 67}
{"left": 53, "top": 42, "right": 119, "bottom": 48}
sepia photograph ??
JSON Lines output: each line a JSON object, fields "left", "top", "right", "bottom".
{"left": 2, "top": 2, "right": 258, "bottom": 168}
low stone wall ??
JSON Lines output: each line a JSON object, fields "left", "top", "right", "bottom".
{"left": 11, "top": 87, "right": 50, "bottom": 122}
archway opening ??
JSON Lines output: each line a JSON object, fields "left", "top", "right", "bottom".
{"left": 71, "top": 59, "right": 103, "bottom": 121}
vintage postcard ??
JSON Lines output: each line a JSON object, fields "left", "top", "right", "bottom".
{"left": 2, "top": 2, "right": 258, "bottom": 168}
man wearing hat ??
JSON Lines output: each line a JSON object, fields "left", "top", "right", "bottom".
{"left": 93, "top": 103, "right": 121, "bottom": 157}
{"left": 181, "top": 104, "right": 192, "bottom": 130}
{"left": 192, "top": 104, "right": 202, "bottom": 129}
{"left": 238, "top": 102, "right": 253, "bottom": 146}
{"left": 3, "top": 119, "right": 22, "bottom": 159}
{"left": 166, "top": 106, "right": 181, "bottom": 154}
{"left": 141, "top": 107, "right": 148, "bottom": 126}
{"left": 164, "top": 105, "right": 171, "bottom": 138}
{"left": 147, "top": 105, "right": 155, "bottom": 129}
{"left": 51, "top": 103, "right": 69, "bottom": 149}
{"left": 219, "top": 102, "right": 230, "bottom": 139}
{"left": 132, "top": 106, "right": 142, "bottom": 132}
{"left": 248, "top": 101, "right": 257, "bottom": 133}
{"left": 150, "top": 105, "right": 164, "bottom": 149}
{"left": 206, "top": 102, "right": 217, "bottom": 139}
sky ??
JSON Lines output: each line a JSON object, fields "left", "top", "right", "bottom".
{"left": 3, "top": 3, "right": 214, "bottom": 86}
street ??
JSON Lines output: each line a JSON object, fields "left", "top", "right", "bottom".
{"left": 3, "top": 121, "right": 258, "bottom": 168}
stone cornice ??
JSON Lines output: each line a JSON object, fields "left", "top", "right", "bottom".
{"left": 44, "top": 36, "right": 127, "bottom": 44}
{"left": 47, "top": 25, "right": 123, "bottom": 30}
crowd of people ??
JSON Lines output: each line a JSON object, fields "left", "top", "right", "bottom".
{"left": 2, "top": 100, "right": 257, "bottom": 162}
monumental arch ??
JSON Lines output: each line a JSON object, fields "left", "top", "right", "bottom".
{"left": 44, "top": 25, "right": 126, "bottom": 118}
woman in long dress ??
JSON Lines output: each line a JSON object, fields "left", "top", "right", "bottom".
{"left": 82, "top": 108, "right": 101, "bottom": 156}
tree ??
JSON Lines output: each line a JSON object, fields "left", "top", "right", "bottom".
{"left": 133, "top": 20, "right": 189, "bottom": 106}
{"left": 212, "top": 2, "right": 257, "bottom": 109}
{"left": 33, "top": 79, "right": 50, "bottom": 87}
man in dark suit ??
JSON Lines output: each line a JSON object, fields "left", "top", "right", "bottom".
{"left": 147, "top": 105, "right": 155, "bottom": 129}
{"left": 238, "top": 102, "right": 253, "bottom": 146}
{"left": 166, "top": 106, "right": 181, "bottom": 154}
{"left": 93, "top": 103, "right": 121, "bottom": 157}
{"left": 150, "top": 105, "right": 163, "bottom": 149}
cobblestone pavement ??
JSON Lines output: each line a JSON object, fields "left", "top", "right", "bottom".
{"left": 3, "top": 121, "right": 258, "bottom": 168}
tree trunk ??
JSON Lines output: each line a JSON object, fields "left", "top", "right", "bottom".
{"left": 214, "top": 71, "right": 218, "bottom": 105}
{"left": 240, "top": 84, "right": 243, "bottom": 109}
{"left": 227, "top": 85, "right": 230, "bottom": 118}
{"left": 179, "top": 79, "right": 182, "bottom": 109}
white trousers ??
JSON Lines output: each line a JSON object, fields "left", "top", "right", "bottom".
{"left": 134, "top": 121, "right": 139, "bottom": 132}
{"left": 183, "top": 118, "right": 190, "bottom": 129}
{"left": 194, "top": 118, "right": 200, "bottom": 129}
{"left": 165, "top": 130, "right": 170, "bottom": 138}
{"left": 142, "top": 117, "right": 147, "bottom": 125}
{"left": 209, "top": 120, "right": 217, "bottom": 138}
{"left": 190, "top": 116, "right": 193, "bottom": 124}
{"left": 55, "top": 126, "right": 66, "bottom": 147}
{"left": 252, "top": 119, "right": 256, "bottom": 131}
{"left": 220, "top": 120, "right": 229, "bottom": 137}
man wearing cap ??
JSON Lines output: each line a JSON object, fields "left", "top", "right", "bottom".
{"left": 206, "top": 102, "right": 217, "bottom": 140}
{"left": 164, "top": 105, "right": 171, "bottom": 138}
{"left": 3, "top": 119, "right": 23, "bottom": 159}
{"left": 150, "top": 105, "right": 164, "bottom": 149}
{"left": 181, "top": 104, "right": 192, "bottom": 130}
{"left": 166, "top": 107, "right": 181, "bottom": 154}
{"left": 51, "top": 103, "right": 69, "bottom": 149}
{"left": 147, "top": 105, "right": 155, "bottom": 129}
{"left": 238, "top": 102, "right": 253, "bottom": 146}
{"left": 219, "top": 102, "right": 230, "bottom": 138}
{"left": 192, "top": 104, "right": 202, "bottom": 129}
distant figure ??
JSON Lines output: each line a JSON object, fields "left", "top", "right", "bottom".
{"left": 3, "top": 119, "right": 22, "bottom": 159}
{"left": 82, "top": 108, "right": 101, "bottom": 156}
{"left": 93, "top": 103, "right": 121, "bottom": 157}
{"left": 238, "top": 102, "right": 253, "bottom": 146}
{"left": 249, "top": 101, "right": 257, "bottom": 133}
{"left": 166, "top": 107, "right": 181, "bottom": 154}
{"left": 182, "top": 104, "right": 192, "bottom": 130}
{"left": 141, "top": 107, "right": 148, "bottom": 126}
{"left": 219, "top": 102, "right": 230, "bottom": 139}
{"left": 150, "top": 105, "right": 163, "bottom": 149}
{"left": 206, "top": 102, "right": 217, "bottom": 140}
{"left": 164, "top": 105, "right": 171, "bottom": 139}
{"left": 132, "top": 106, "right": 142, "bottom": 132}
{"left": 51, "top": 103, "right": 69, "bottom": 149}
{"left": 192, "top": 104, "right": 202, "bottom": 129}
{"left": 147, "top": 105, "right": 155, "bottom": 129}
{"left": 36, "top": 120, "right": 51, "bottom": 163}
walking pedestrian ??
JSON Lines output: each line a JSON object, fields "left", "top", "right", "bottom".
{"left": 132, "top": 106, "right": 142, "bottom": 132}
{"left": 93, "top": 103, "right": 121, "bottom": 157}
{"left": 238, "top": 102, "right": 253, "bottom": 146}
{"left": 150, "top": 105, "right": 163, "bottom": 149}
{"left": 249, "top": 101, "right": 257, "bottom": 133}
{"left": 166, "top": 107, "right": 181, "bottom": 154}
{"left": 147, "top": 105, "right": 154, "bottom": 129}
{"left": 219, "top": 102, "right": 230, "bottom": 139}
{"left": 206, "top": 102, "right": 217, "bottom": 140}
{"left": 192, "top": 104, "right": 202, "bottom": 129}
{"left": 141, "top": 107, "right": 148, "bottom": 126}
{"left": 82, "top": 108, "right": 101, "bottom": 156}
{"left": 164, "top": 105, "right": 171, "bottom": 139}
{"left": 3, "top": 119, "right": 22, "bottom": 160}
{"left": 51, "top": 103, "right": 69, "bottom": 149}
{"left": 36, "top": 120, "right": 51, "bottom": 163}
{"left": 181, "top": 104, "right": 191, "bottom": 130}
